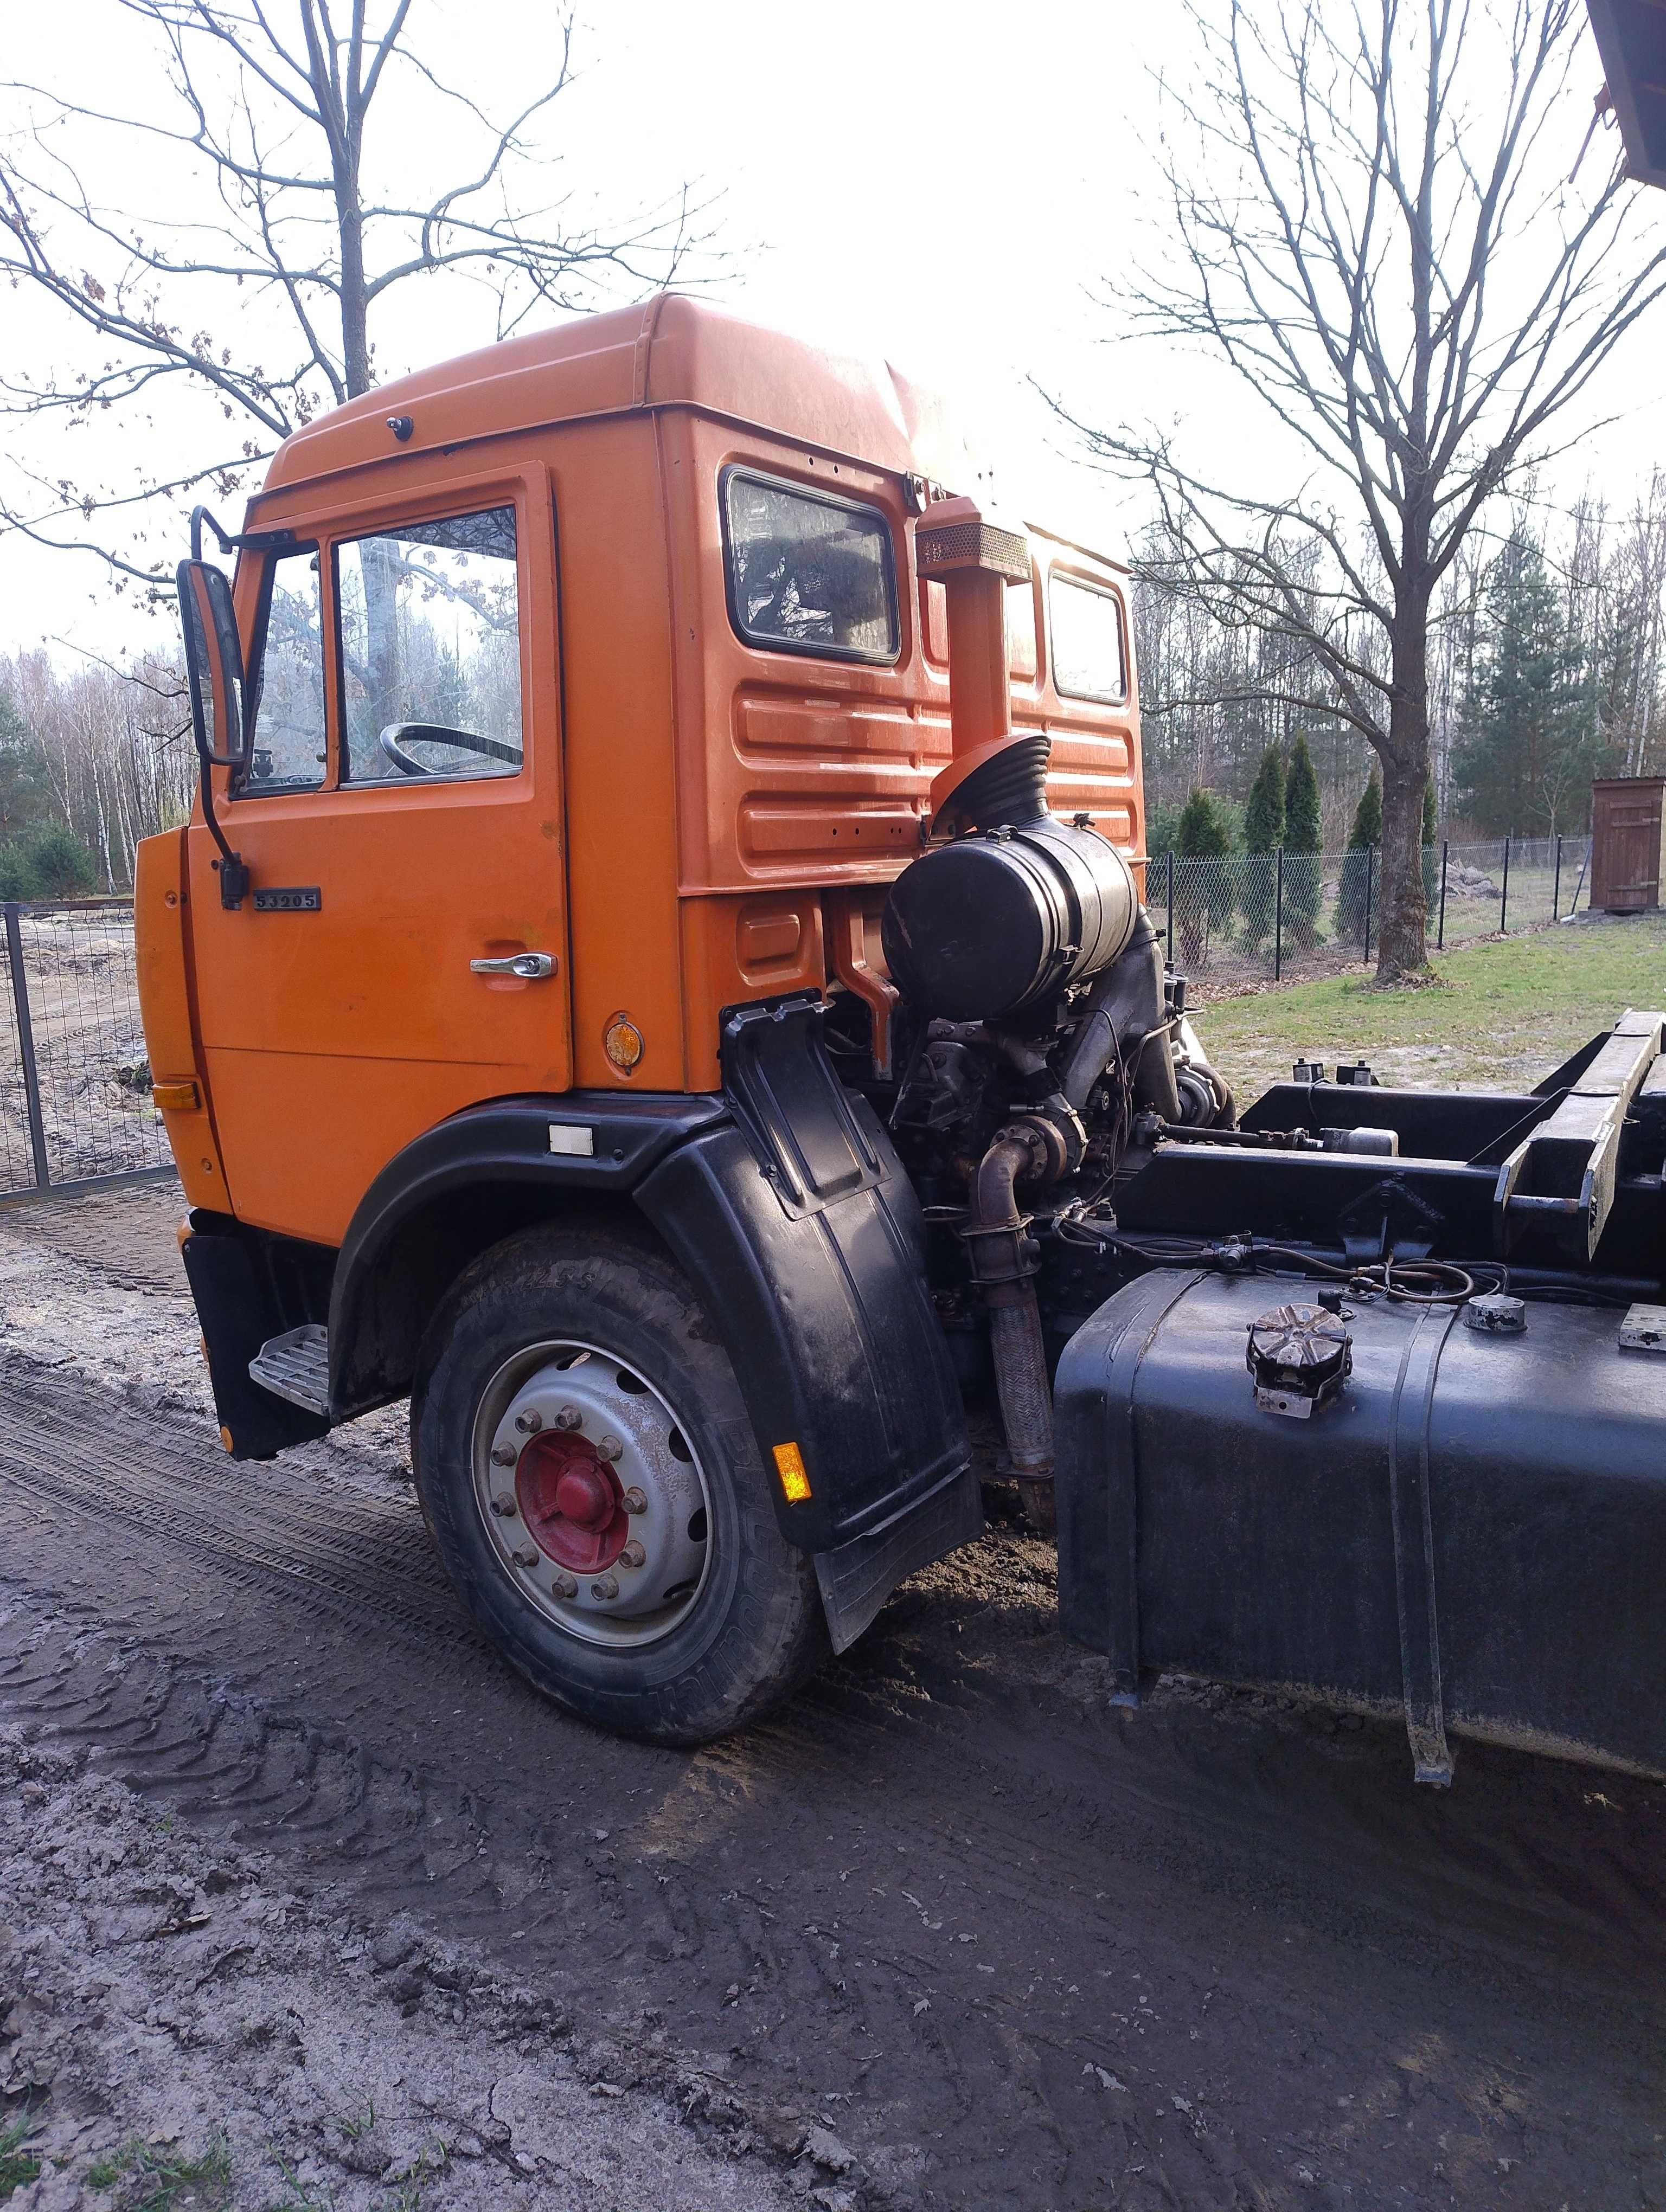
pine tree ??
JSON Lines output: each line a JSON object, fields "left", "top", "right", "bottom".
{"left": 1337, "top": 771, "right": 1382, "bottom": 944}
{"left": 1244, "top": 745, "right": 1286, "bottom": 850}
{"left": 24, "top": 823, "right": 98, "bottom": 899}
{"left": 1451, "top": 530, "right": 1600, "bottom": 834}
{"left": 1240, "top": 745, "right": 1285, "bottom": 943}
{"left": 1175, "top": 787, "right": 1234, "bottom": 961}
{"left": 1283, "top": 735, "right": 1324, "bottom": 944}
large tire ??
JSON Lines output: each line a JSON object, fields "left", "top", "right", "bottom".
{"left": 410, "top": 1220, "right": 828, "bottom": 1746}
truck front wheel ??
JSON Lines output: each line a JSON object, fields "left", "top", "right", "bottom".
{"left": 409, "top": 1223, "right": 828, "bottom": 1745}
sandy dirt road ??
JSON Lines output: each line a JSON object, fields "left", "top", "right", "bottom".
{"left": 1, "top": 1182, "right": 1663, "bottom": 2211}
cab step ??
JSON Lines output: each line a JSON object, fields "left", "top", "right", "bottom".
{"left": 249, "top": 1323, "right": 331, "bottom": 1416}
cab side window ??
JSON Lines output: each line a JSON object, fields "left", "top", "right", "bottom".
{"left": 240, "top": 544, "right": 326, "bottom": 794}
{"left": 723, "top": 471, "right": 899, "bottom": 665}
{"left": 335, "top": 506, "right": 524, "bottom": 783}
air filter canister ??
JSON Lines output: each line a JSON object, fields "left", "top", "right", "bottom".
{"left": 881, "top": 816, "right": 1139, "bottom": 1023}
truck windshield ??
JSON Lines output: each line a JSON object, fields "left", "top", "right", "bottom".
{"left": 336, "top": 505, "right": 523, "bottom": 782}
{"left": 1050, "top": 574, "right": 1127, "bottom": 705}
{"left": 723, "top": 471, "right": 897, "bottom": 664}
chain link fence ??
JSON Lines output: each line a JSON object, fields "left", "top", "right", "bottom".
{"left": 1, "top": 900, "right": 174, "bottom": 1200}
{"left": 1154, "top": 835, "right": 1596, "bottom": 996}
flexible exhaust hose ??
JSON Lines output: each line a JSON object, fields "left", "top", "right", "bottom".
{"left": 963, "top": 1129, "right": 1056, "bottom": 1533}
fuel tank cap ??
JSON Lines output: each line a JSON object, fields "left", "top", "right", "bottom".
{"left": 1246, "top": 1301, "right": 1353, "bottom": 1419}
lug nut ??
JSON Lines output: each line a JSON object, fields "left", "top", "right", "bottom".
{"left": 597, "top": 1435, "right": 623, "bottom": 1463}
{"left": 551, "top": 1570, "right": 579, "bottom": 1599}
{"left": 554, "top": 1405, "right": 583, "bottom": 1431}
{"left": 490, "top": 1493, "right": 517, "bottom": 1517}
{"left": 491, "top": 1442, "right": 517, "bottom": 1466}
{"left": 620, "top": 1540, "right": 646, "bottom": 1569}
{"left": 621, "top": 1486, "right": 648, "bottom": 1514}
{"left": 512, "top": 1545, "right": 540, "bottom": 1568}
{"left": 591, "top": 1574, "right": 619, "bottom": 1600}
{"left": 514, "top": 1409, "right": 543, "bottom": 1435}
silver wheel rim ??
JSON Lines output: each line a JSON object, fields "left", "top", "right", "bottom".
{"left": 469, "top": 1338, "right": 714, "bottom": 1650}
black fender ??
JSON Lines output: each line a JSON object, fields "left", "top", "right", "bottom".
{"left": 326, "top": 1090, "right": 727, "bottom": 1418}
{"left": 323, "top": 996, "right": 973, "bottom": 1565}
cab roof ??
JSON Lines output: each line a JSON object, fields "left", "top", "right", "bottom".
{"left": 258, "top": 293, "right": 985, "bottom": 499}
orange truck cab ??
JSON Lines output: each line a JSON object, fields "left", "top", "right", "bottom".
{"left": 139, "top": 294, "right": 1161, "bottom": 1742}
{"left": 141, "top": 294, "right": 1666, "bottom": 1782}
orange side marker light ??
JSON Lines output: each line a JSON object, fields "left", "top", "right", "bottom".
{"left": 772, "top": 1442, "right": 811, "bottom": 1503}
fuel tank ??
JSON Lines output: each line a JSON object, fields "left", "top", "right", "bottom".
{"left": 1054, "top": 1268, "right": 1666, "bottom": 1780}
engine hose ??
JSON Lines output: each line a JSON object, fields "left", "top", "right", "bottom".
{"left": 962, "top": 1128, "right": 1056, "bottom": 1534}
{"left": 1059, "top": 910, "right": 1189, "bottom": 1124}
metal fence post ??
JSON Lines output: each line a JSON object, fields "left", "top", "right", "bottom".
{"left": 1552, "top": 834, "right": 1562, "bottom": 922}
{"left": 1437, "top": 839, "right": 1449, "bottom": 950}
{"left": 1273, "top": 846, "right": 1284, "bottom": 982}
{"left": 1166, "top": 848, "right": 1175, "bottom": 967}
{"left": 1500, "top": 836, "right": 1511, "bottom": 934}
{"left": 1364, "top": 845, "right": 1375, "bottom": 963}
{"left": 3, "top": 903, "right": 50, "bottom": 1192}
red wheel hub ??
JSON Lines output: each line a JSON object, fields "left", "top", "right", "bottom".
{"left": 515, "top": 1432, "right": 629, "bottom": 1573}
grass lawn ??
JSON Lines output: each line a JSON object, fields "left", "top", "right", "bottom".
{"left": 1198, "top": 912, "right": 1666, "bottom": 1103}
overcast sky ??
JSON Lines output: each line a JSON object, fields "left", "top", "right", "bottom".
{"left": 3, "top": 0, "right": 1663, "bottom": 663}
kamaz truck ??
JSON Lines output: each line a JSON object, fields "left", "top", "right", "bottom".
{"left": 139, "top": 295, "right": 1666, "bottom": 1779}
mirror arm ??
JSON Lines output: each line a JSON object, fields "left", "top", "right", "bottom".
{"left": 188, "top": 505, "right": 297, "bottom": 561}
{"left": 198, "top": 768, "right": 249, "bottom": 910}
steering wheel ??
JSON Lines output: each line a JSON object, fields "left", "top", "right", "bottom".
{"left": 377, "top": 722, "right": 524, "bottom": 777}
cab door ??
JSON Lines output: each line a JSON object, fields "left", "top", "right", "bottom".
{"left": 188, "top": 465, "right": 572, "bottom": 1248}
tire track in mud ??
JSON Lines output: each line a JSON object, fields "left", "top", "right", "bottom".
{"left": 3, "top": 1351, "right": 1666, "bottom": 2210}
{"left": 0, "top": 1354, "right": 467, "bottom": 1648}
{"left": 0, "top": 1176, "right": 189, "bottom": 1295}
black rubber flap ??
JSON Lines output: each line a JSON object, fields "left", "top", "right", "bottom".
{"left": 815, "top": 1461, "right": 984, "bottom": 1652}
{"left": 183, "top": 1225, "right": 331, "bottom": 1461}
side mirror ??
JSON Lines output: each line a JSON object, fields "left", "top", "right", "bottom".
{"left": 177, "top": 558, "right": 248, "bottom": 772}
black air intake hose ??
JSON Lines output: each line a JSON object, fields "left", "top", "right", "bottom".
{"left": 1059, "top": 909, "right": 1179, "bottom": 1118}
{"left": 937, "top": 732, "right": 1053, "bottom": 833}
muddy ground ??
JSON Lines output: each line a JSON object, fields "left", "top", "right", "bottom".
{"left": 1, "top": 1181, "right": 1663, "bottom": 2212}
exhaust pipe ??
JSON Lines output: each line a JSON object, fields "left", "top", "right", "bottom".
{"left": 962, "top": 1124, "right": 1056, "bottom": 1534}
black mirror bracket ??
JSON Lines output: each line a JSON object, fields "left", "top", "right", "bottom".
{"left": 189, "top": 505, "right": 295, "bottom": 561}
{"left": 213, "top": 852, "right": 251, "bottom": 910}
{"left": 198, "top": 758, "right": 249, "bottom": 908}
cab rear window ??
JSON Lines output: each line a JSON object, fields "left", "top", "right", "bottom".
{"left": 723, "top": 471, "right": 898, "bottom": 664}
{"left": 1050, "top": 574, "right": 1127, "bottom": 704}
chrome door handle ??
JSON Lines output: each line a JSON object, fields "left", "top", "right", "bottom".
{"left": 470, "top": 951, "right": 557, "bottom": 979}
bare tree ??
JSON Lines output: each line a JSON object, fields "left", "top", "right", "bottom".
{"left": 0, "top": 1, "right": 708, "bottom": 595}
{"left": 3, "top": 646, "right": 197, "bottom": 885}
{"left": 1058, "top": 0, "right": 1666, "bottom": 979}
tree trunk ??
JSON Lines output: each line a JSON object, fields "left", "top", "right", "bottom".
{"left": 1375, "top": 589, "right": 1433, "bottom": 981}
